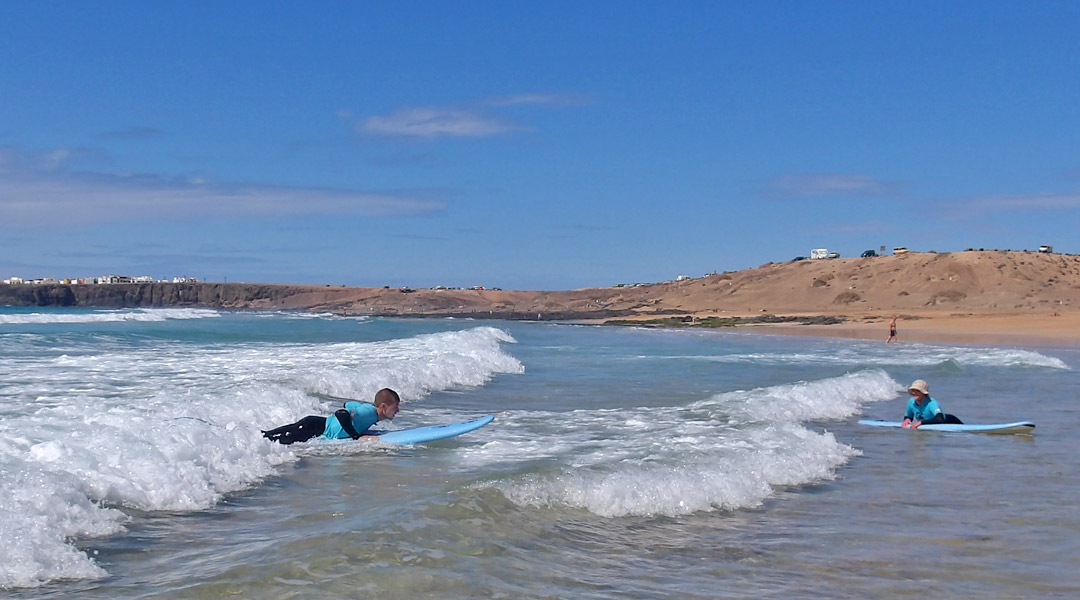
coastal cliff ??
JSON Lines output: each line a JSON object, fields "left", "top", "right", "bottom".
{"left": 0, "top": 282, "right": 322, "bottom": 310}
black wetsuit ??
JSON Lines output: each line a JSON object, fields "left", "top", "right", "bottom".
{"left": 261, "top": 415, "right": 327, "bottom": 445}
{"left": 261, "top": 407, "right": 367, "bottom": 445}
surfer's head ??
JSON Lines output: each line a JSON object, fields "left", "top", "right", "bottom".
{"left": 374, "top": 388, "right": 401, "bottom": 421}
{"left": 908, "top": 379, "right": 929, "bottom": 400}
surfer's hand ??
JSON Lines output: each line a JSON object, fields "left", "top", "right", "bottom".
{"left": 910, "top": 421, "right": 921, "bottom": 429}
{"left": 901, "top": 419, "right": 911, "bottom": 428}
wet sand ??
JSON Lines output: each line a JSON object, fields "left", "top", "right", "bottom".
{"left": 745, "top": 310, "right": 1080, "bottom": 347}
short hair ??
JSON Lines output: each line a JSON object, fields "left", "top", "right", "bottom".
{"left": 374, "top": 388, "right": 400, "bottom": 407}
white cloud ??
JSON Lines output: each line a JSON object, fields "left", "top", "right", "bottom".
{"left": 0, "top": 145, "right": 106, "bottom": 172}
{"left": 360, "top": 107, "right": 522, "bottom": 138}
{"left": 352, "top": 92, "right": 586, "bottom": 139}
{"left": 484, "top": 93, "right": 592, "bottom": 107}
{"left": 0, "top": 148, "right": 444, "bottom": 226}
{"left": 936, "top": 191, "right": 1080, "bottom": 220}
{"left": 766, "top": 174, "right": 895, "bottom": 197}
{"left": 816, "top": 220, "right": 893, "bottom": 234}
{"left": 96, "top": 126, "right": 167, "bottom": 140}
{"left": 962, "top": 192, "right": 1080, "bottom": 212}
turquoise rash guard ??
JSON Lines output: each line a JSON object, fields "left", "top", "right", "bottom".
{"left": 322, "top": 401, "right": 379, "bottom": 440}
{"left": 904, "top": 396, "right": 943, "bottom": 422}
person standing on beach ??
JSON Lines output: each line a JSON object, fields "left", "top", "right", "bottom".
{"left": 886, "top": 316, "right": 898, "bottom": 343}
{"left": 262, "top": 388, "right": 400, "bottom": 444}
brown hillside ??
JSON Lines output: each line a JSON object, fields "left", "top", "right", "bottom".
{"left": 288, "top": 250, "right": 1080, "bottom": 323}
{"left": 616, "top": 250, "right": 1080, "bottom": 317}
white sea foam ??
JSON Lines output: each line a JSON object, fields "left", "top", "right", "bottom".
{"left": 480, "top": 371, "right": 891, "bottom": 518}
{"left": 910, "top": 345, "right": 1071, "bottom": 370}
{"left": 492, "top": 424, "right": 856, "bottom": 518}
{"left": 0, "top": 308, "right": 222, "bottom": 325}
{"left": 640, "top": 343, "right": 1071, "bottom": 370}
{"left": 0, "top": 325, "right": 521, "bottom": 589}
{"left": 690, "top": 369, "right": 900, "bottom": 423}
{"left": 292, "top": 327, "right": 523, "bottom": 400}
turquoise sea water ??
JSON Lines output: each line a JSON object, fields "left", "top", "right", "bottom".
{"left": 1, "top": 308, "right": 1078, "bottom": 598}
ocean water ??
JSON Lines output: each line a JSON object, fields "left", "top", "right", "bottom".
{"left": 1, "top": 307, "right": 1078, "bottom": 598}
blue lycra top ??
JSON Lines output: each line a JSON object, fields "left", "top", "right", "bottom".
{"left": 322, "top": 401, "right": 379, "bottom": 439}
{"left": 905, "top": 396, "right": 943, "bottom": 422}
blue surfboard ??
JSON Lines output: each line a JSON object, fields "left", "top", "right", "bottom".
{"left": 374, "top": 415, "right": 494, "bottom": 445}
{"left": 858, "top": 419, "right": 1035, "bottom": 434}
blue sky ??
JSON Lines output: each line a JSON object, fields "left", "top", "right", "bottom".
{"left": 2, "top": 1, "right": 1078, "bottom": 289}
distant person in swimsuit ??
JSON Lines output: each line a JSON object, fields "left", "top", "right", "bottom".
{"left": 263, "top": 388, "right": 400, "bottom": 444}
{"left": 901, "top": 379, "right": 961, "bottom": 428}
{"left": 886, "top": 316, "right": 898, "bottom": 343}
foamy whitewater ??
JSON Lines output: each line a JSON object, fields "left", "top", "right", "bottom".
{"left": 1, "top": 308, "right": 1077, "bottom": 598}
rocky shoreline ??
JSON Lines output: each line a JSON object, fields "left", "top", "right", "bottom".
{"left": 0, "top": 282, "right": 312, "bottom": 310}
{"left": 0, "top": 282, "right": 640, "bottom": 321}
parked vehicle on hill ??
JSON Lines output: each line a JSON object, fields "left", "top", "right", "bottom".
{"left": 1039, "top": 245, "right": 1053, "bottom": 253}
{"left": 893, "top": 247, "right": 909, "bottom": 255}
{"left": 861, "top": 249, "right": 877, "bottom": 257}
{"left": 827, "top": 252, "right": 840, "bottom": 259}
{"left": 810, "top": 249, "right": 829, "bottom": 260}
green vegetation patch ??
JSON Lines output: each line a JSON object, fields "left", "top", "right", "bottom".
{"left": 926, "top": 290, "right": 967, "bottom": 305}
{"left": 833, "top": 291, "right": 862, "bottom": 304}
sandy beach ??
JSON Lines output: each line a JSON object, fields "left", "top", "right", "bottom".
{"left": 748, "top": 310, "right": 1080, "bottom": 346}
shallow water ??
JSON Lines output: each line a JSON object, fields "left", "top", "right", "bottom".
{"left": 1, "top": 309, "right": 1077, "bottom": 598}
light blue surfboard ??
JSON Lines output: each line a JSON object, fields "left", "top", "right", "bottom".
{"left": 858, "top": 419, "right": 1035, "bottom": 434}
{"left": 374, "top": 415, "right": 495, "bottom": 445}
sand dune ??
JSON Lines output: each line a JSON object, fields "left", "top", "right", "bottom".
{"left": 595, "top": 249, "right": 1080, "bottom": 315}
{"left": 302, "top": 250, "right": 1076, "bottom": 344}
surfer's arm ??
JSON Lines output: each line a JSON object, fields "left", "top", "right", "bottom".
{"left": 917, "top": 399, "right": 946, "bottom": 425}
{"left": 334, "top": 409, "right": 362, "bottom": 440}
{"left": 920, "top": 413, "right": 946, "bottom": 425}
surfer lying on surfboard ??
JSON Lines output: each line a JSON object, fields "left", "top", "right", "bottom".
{"left": 902, "top": 379, "right": 962, "bottom": 429}
{"left": 262, "top": 388, "right": 400, "bottom": 444}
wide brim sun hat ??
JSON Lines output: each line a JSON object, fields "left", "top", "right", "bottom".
{"left": 908, "top": 379, "right": 930, "bottom": 395}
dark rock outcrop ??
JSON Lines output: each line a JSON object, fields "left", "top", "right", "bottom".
{"left": 0, "top": 283, "right": 308, "bottom": 309}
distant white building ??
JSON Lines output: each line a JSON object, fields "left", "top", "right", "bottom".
{"left": 172, "top": 276, "right": 199, "bottom": 284}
